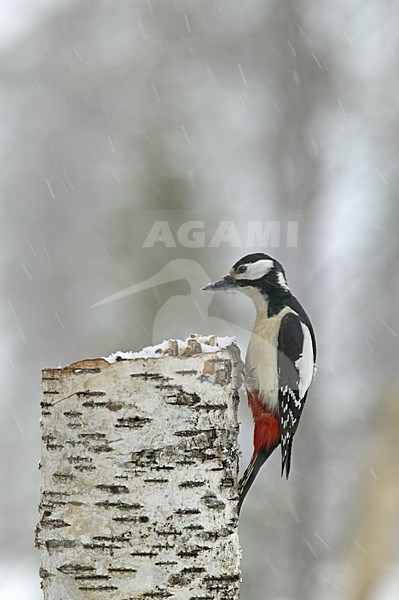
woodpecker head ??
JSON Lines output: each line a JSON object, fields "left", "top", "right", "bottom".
{"left": 202, "top": 253, "right": 290, "bottom": 301}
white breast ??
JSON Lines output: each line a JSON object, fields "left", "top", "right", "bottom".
{"left": 245, "top": 305, "right": 294, "bottom": 410}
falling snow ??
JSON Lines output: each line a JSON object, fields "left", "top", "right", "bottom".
{"left": 237, "top": 63, "right": 247, "bottom": 85}
{"left": 2, "top": 2, "right": 399, "bottom": 600}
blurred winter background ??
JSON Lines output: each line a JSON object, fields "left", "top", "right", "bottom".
{"left": 2, "top": 1, "right": 399, "bottom": 598}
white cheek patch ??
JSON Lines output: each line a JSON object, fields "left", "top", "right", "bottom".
{"left": 236, "top": 259, "right": 274, "bottom": 280}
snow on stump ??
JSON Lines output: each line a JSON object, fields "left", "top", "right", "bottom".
{"left": 36, "top": 335, "right": 243, "bottom": 600}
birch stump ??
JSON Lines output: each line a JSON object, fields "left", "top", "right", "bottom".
{"left": 36, "top": 335, "right": 243, "bottom": 600}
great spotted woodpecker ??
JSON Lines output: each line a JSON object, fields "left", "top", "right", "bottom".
{"left": 203, "top": 253, "right": 316, "bottom": 512}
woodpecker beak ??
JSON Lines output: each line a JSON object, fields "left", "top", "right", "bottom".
{"left": 202, "top": 275, "right": 237, "bottom": 292}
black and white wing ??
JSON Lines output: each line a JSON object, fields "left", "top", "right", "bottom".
{"left": 277, "top": 312, "right": 315, "bottom": 478}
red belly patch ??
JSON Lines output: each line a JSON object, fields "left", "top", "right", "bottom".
{"left": 247, "top": 391, "right": 280, "bottom": 459}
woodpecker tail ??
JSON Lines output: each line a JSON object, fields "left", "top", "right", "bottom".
{"left": 238, "top": 444, "right": 278, "bottom": 513}
{"left": 281, "top": 435, "right": 294, "bottom": 479}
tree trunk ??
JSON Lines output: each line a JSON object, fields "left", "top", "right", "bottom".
{"left": 36, "top": 336, "right": 243, "bottom": 599}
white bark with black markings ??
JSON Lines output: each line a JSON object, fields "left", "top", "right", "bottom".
{"left": 36, "top": 336, "right": 243, "bottom": 599}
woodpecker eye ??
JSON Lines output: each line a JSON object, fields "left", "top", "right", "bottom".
{"left": 236, "top": 265, "right": 247, "bottom": 275}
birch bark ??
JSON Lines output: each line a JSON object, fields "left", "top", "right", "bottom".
{"left": 36, "top": 335, "right": 243, "bottom": 599}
